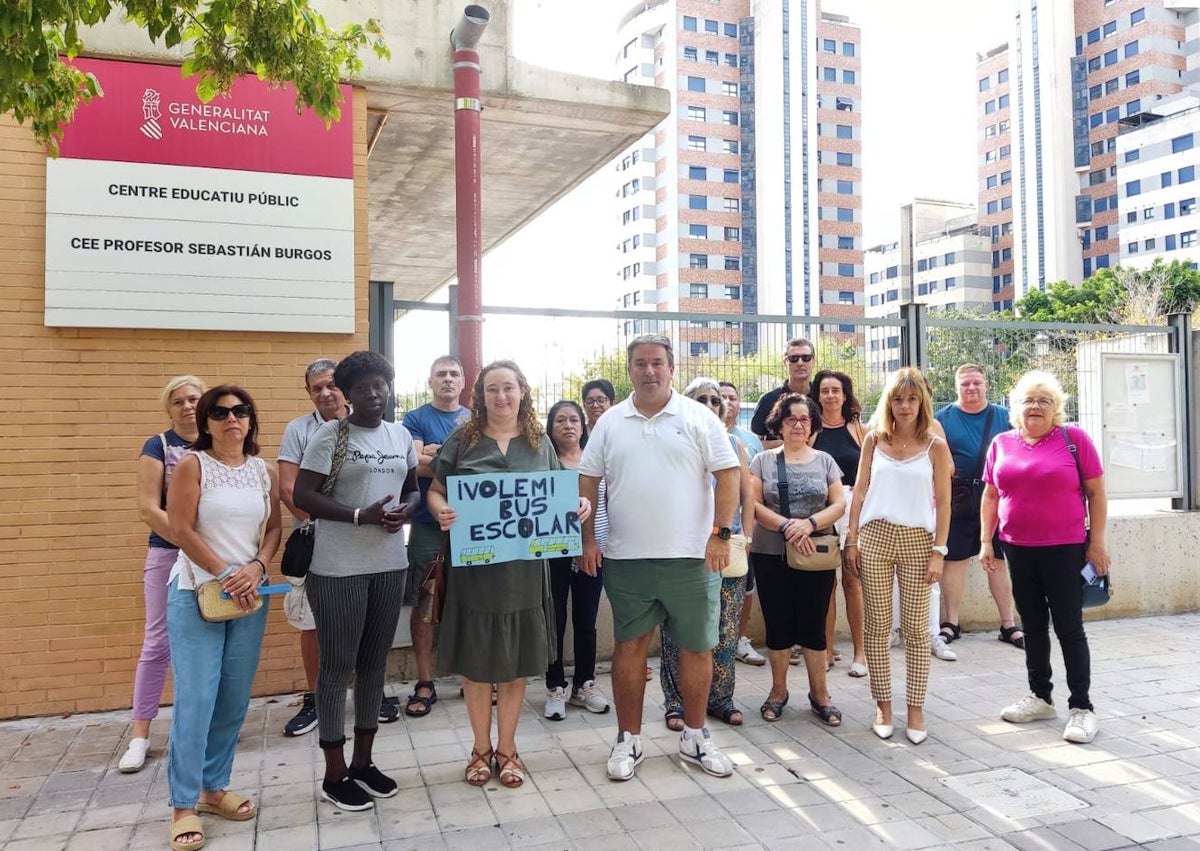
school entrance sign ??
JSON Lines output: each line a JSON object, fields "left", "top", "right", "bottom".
{"left": 44, "top": 58, "right": 355, "bottom": 333}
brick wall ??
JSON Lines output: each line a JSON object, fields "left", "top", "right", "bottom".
{"left": 0, "top": 86, "right": 370, "bottom": 719}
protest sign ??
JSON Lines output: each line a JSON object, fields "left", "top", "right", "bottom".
{"left": 447, "top": 470, "right": 582, "bottom": 566}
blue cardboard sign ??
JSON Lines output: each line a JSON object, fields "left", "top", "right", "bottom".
{"left": 446, "top": 470, "right": 582, "bottom": 566}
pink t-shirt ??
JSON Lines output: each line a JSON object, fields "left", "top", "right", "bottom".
{"left": 983, "top": 425, "right": 1103, "bottom": 547}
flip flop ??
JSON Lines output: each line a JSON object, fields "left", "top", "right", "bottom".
{"left": 169, "top": 814, "right": 205, "bottom": 851}
{"left": 195, "top": 791, "right": 255, "bottom": 821}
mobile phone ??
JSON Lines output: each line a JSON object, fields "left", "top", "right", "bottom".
{"left": 1080, "top": 562, "right": 1098, "bottom": 584}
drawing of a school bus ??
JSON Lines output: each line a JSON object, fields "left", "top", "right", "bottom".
{"left": 529, "top": 536, "right": 579, "bottom": 558}
{"left": 460, "top": 547, "right": 495, "bottom": 565}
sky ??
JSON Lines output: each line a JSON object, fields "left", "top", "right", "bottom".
{"left": 393, "top": 0, "right": 1017, "bottom": 391}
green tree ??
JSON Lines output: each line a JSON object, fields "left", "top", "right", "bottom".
{"left": 1, "top": 1, "right": 388, "bottom": 153}
{"left": 1013, "top": 272, "right": 1126, "bottom": 324}
{"left": 1012, "top": 259, "right": 1200, "bottom": 324}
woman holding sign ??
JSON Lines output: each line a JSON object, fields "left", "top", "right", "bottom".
{"left": 427, "top": 361, "right": 591, "bottom": 789}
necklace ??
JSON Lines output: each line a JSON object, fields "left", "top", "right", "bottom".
{"left": 823, "top": 415, "right": 846, "bottom": 428}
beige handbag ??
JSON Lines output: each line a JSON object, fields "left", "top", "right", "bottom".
{"left": 721, "top": 533, "right": 749, "bottom": 578}
{"left": 785, "top": 534, "right": 842, "bottom": 572}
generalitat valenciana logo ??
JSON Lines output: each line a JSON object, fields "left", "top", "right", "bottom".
{"left": 140, "top": 89, "right": 163, "bottom": 140}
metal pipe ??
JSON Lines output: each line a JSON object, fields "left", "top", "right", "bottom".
{"left": 450, "top": 4, "right": 490, "bottom": 402}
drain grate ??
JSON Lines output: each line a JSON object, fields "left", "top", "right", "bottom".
{"left": 939, "top": 768, "right": 1088, "bottom": 819}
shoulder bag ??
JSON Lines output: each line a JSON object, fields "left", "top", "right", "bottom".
{"left": 191, "top": 458, "right": 271, "bottom": 622}
{"left": 776, "top": 451, "right": 841, "bottom": 571}
{"left": 280, "top": 417, "right": 351, "bottom": 579}
{"left": 1062, "top": 425, "right": 1111, "bottom": 608}
{"left": 950, "top": 406, "right": 995, "bottom": 516}
{"left": 418, "top": 432, "right": 461, "bottom": 625}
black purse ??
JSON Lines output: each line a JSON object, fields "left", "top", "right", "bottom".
{"left": 281, "top": 418, "right": 350, "bottom": 579}
{"left": 1063, "top": 426, "right": 1112, "bottom": 609}
{"left": 950, "top": 406, "right": 994, "bottom": 517}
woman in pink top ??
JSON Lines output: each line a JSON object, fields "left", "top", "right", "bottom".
{"left": 981, "top": 371, "right": 1110, "bottom": 746}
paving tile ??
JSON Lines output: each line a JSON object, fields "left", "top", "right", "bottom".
{"left": 557, "top": 807, "right": 622, "bottom": 840}
{"left": 63, "top": 826, "right": 134, "bottom": 851}
{"left": 1050, "top": 818, "right": 1139, "bottom": 850}
{"left": 317, "top": 815, "right": 384, "bottom": 849}
{"left": 499, "top": 814, "right": 567, "bottom": 846}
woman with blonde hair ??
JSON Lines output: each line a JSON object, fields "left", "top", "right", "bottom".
{"left": 846, "top": 367, "right": 952, "bottom": 744}
{"left": 428, "top": 360, "right": 591, "bottom": 788}
{"left": 119, "top": 374, "right": 206, "bottom": 774}
{"left": 982, "top": 371, "right": 1109, "bottom": 744}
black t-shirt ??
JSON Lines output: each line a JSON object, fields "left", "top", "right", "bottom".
{"left": 813, "top": 423, "right": 861, "bottom": 487}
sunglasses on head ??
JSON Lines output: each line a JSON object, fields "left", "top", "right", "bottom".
{"left": 695, "top": 395, "right": 721, "bottom": 406}
{"left": 208, "top": 404, "right": 253, "bottom": 420}
{"left": 785, "top": 353, "right": 814, "bottom": 363}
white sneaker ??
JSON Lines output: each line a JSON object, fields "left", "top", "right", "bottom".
{"left": 735, "top": 636, "right": 766, "bottom": 666}
{"left": 544, "top": 686, "right": 568, "bottom": 721}
{"left": 788, "top": 646, "right": 804, "bottom": 666}
{"left": 607, "top": 731, "right": 644, "bottom": 781}
{"left": 889, "top": 629, "right": 902, "bottom": 649}
{"left": 678, "top": 727, "right": 733, "bottom": 777}
{"left": 1001, "top": 693, "right": 1057, "bottom": 723}
{"left": 118, "top": 737, "right": 150, "bottom": 773}
{"left": 568, "top": 680, "right": 611, "bottom": 714}
{"left": 1063, "top": 708, "right": 1099, "bottom": 744}
{"left": 931, "top": 634, "right": 957, "bottom": 661}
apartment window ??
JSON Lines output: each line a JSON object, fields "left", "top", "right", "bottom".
{"left": 869, "top": 272, "right": 880, "bottom": 284}
{"left": 683, "top": 47, "right": 697, "bottom": 61}
{"left": 1001, "top": 170, "right": 1011, "bottom": 185}
{"left": 886, "top": 265, "right": 899, "bottom": 278}
{"left": 843, "top": 70, "right": 856, "bottom": 84}
{"left": 688, "top": 224, "right": 707, "bottom": 238}
{"left": 1125, "top": 40, "right": 1139, "bottom": 58}
{"left": 993, "top": 276, "right": 1001, "bottom": 293}
{"left": 1001, "top": 248, "right": 1012, "bottom": 261}
{"left": 687, "top": 135, "right": 706, "bottom": 152}
{"left": 1183, "top": 198, "right": 1196, "bottom": 215}
{"left": 1096, "top": 225, "right": 1109, "bottom": 240}
{"left": 985, "top": 124, "right": 997, "bottom": 138}
{"left": 1103, "top": 21, "right": 1117, "bottom": 37}
{"left": 1183, "top": 231, "right": 1197, "bottom": 248}
{"left": 946, "top": 277, "right": 957, "bottom": 289}
{"left": 929, "top": 280, "right": 939, "bottom": 293}
{"left": 1087, "top": 27, "right": 1100, "bottom": 44}
{"left": 687, "top": 105, "right": 705, "bottom": 122}
{"left": 689, "top": 254, "right": 708, "bottom": 269}
{"left": 1173, "top": 134, "right": 1195, "bottom": 153}
{"left": 1126, "top": 179, "right": 1141, "bottom": 197}
{"left": 998, "top": 68, "right": 1008, "bottom": 84}
{"left": 1128, "top": 241, "right": 1140, "bottom": 254}
{"left": 725, "top": 258, "right": 740, "bottom": 271}
{"left": 724, "top": 285, "right": 740, "bottom": 300}
{"left": 842, "top": 42, "right": 855, "bottom": 56}
{"left": 622, "top": 67, "right": 638, "bottom": 83}
{"left": 870, "top": 294, "right": 881, "bottom": 307}
{"left": 985, "top": 150, "right": 998, "bottom": 163}
{"left": 1090, "top": 83, "right": 1102, "bottom": 100}
{"left": 1000, "top": 144, "right": 1011, "bottom": 159}
{"left": 979, "top": 77, "right": 991, "bottom": 92}
{"left": 1106, "top": 77, "right": 1120, "bottom": 95}
{"left": 1125, "top": 150, "right": 1140, "bottom": 163}
{"left": 987, "top": 200, "right": 999, "bottom": 214}
{"left": 985, "top": 99, "right": 996, "bottom": 115}
{"left": 838, "top": 236, "right": 854, "bottom": 249}
{"left": 917, "top": 283, "right": 929, "bottom": 296}
{"left": 723, "top": 139, "right": 739, "bottom": 154}
{"left": 1144, "top": 207, "right": 1155, "bottom": 220}
{"left": 831, "top": 262, "right": 852, "bottom": 277}
{"left": 725, "top": 53, "right": 737, "bottom": 67}
{"left": 1163, "top": 171, "right": 1173, "bottom": 188}
{"left": 1145, "top": 238, "right": 1156, "bottom": 251}
{"left": 688, "top": 195, "right": 706, "bottom": 210}
{"left": 722, "top": 111, "right": 738, "bottom": 125}
{"left": 987, "top": 175, "right": 998, "bottom": 189}
{"left": 1106, "top": 107, "right": 1119, "bottom": 124}
{"left": 683, "top": 16, "right": 697, "bottom": 31}
{"left": 1088, "top": 56, "right": 1102, "bottom": 72}
{"left": 1127, "top": 210, "right": 1138, "bottom": 223}
{"left": 724, "top": 226, "right": 741, "bottom": 241}
{"left": 1131, "top": 7, "right": 1145, "bottom": 24}
{"left": 999, "top": 119, "right": 1010, "bottom": 132}
{"left": 689, "top": 284, "right": 708, "bottom": 299}
{"left": 944, "top": 252, "right": 956, "bottom": 264}
{"left": 998, "top": 94, "right": 1009, "bottom": 109}
{"left": 724, "top": 22, "right": 737, "bottom": 37}
{"left": 1166, "top": 202, "right": 1176, "bottom": 219}
{"left": 1126, "top": 69, "right": 1140, "bottom": 86}
{"left": 1183, "top": 166, "right": 1197, "bottom": 184}
{"left": 823, "top": 67, "right": 837, "bottom": 82}
{"left": 835, "top": 124, "right": 853, "bottom": 139}
{"left": 917, "top": 258, "right": 928, "bottom": 272}
{"left": 704, "top": 19, "right": 718, "bottom": 34}
{"left": 1104, "top": 49, "right": 1118, "bottom": 66}
{"left": 822, "top": 38, "right": 836, "bottom": 53}
{"left": 836, "top": 179, "right": 853, "bottom": 194}
{"left": 836, "top": 152, "right": 853, "bottom": 166}
{"left": 1166, "top": 234, "right": 1177, "bottom": 250}
{"left": 723, "top": 168, "right": 738, "bottom": 183}
{"left": 886, "top": 290, "right": 899, "bottom": 302}
{"left": 1126, "top": 99, "right": 1141, "bottom": 116}
{"left": 1089, "top": 170, "right": 1106, "bottom": 186}
{"left": 687, "top": 77, "right": 705, "bottom": 92}
{"left": 928, "top": 256, "right": 939, "bottom": 269}
{"left": 723, "top": 198, "right": 738, "bottom": 212}
{"left": 1090, "top": 113, "right": 1103, "bottom": 130}
{"left": 836, "top": 208, "right": 853, "bottom": 223}
{"left": 722, "top": 81, "right": 738, "bottom": 97}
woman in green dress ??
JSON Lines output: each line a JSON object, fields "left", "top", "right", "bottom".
{"left": 426, "top": 360, "right": 591, "bottom": 789}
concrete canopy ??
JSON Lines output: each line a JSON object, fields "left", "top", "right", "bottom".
{"left": 78, "top": 0, "right": 670, "bottom": 304}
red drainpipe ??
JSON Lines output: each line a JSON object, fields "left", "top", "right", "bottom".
{"left": 451, "top": 5, "right": 490, "bottom": 404}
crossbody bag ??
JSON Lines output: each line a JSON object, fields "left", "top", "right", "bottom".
{"left": 776, "top": 451, "right": 840, "bottom": 571}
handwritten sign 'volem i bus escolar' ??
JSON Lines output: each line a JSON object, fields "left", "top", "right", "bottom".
{"left": 446, "top": 470, "right": 582, "bottom": 567}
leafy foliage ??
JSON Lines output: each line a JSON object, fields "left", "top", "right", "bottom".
{"left": 1013, "top": 259, "right": 1200, "bottom": 324}
{"left": 0, "top": 0, "right": 389, "bottom": 153}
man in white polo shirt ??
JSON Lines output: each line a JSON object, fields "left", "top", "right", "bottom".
{"left": 579, "top": 334, "right": 740, "bottom": 781}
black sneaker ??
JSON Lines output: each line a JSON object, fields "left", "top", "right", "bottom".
{"left": 378, "top": 697, "right": 400, "bottom": 724}
{"left": 348, "top": 762, "right": 398, "bottom": 798}
{"left": 320, "top": 776, "right": 374, "bottom": 811}
{"left": 283, "top": 693, "right": 317, "bottom": 737}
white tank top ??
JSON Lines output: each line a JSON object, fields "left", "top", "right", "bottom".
{"left": 858, "top": 438, "right": 936, "bottom": 533}
{"left": 171, "top": 451, "right": 270, "bottom": 590}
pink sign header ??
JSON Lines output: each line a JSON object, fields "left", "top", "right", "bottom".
{"left": 58, "top": 58, "right": 353, "bottom": 179}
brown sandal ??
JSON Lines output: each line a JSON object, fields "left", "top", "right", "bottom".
{"left": 494, "top": 750, "right": 525, "bottom": 788}
{"left": 465, "top": 748, "right": 493, "bottom": 786}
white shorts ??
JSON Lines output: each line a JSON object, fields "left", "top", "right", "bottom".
{"left": 284, "top": 578, "right": 315, "bottom": 631}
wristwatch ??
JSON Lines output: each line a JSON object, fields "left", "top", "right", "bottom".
{"left": 931, "top": 545, "right": 949, "bottom": 556}
{"left": 711, "top": 526, "right": 732, "bottom": 540}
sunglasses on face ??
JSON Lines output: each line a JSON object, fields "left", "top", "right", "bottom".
{"left": 785, "top": 353, "right": 814, "bottom": 364}
{"left": 695, "top": 395, "right": 722, "bottom": 406}
{"left": 208, "top": 404, "right": 253, "bottom": 420}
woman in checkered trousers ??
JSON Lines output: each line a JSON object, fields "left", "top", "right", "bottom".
{"left": 845, "top": 368, "right": 953, "bottom": 744}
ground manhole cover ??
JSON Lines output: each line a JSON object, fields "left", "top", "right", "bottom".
{"left": 938, "top": 768, "right": 1087, "bottom": 819}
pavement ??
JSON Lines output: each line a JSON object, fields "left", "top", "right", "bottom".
{"left": 1, "top": 612, "right": 1199, "bottom": 851}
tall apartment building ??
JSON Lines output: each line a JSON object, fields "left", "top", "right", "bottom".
{"left": 984, "top": 1, "right": 1197, "bottom": 300}
{"left": 612, "top": 0, "right": 862, "bottom": 356}
{"left": 976, "top": 44, "right": 1016, "bottom": 311}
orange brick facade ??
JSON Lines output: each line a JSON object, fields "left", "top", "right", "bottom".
{"left": 0, "top": 87, "right": 370, "bottom": 719}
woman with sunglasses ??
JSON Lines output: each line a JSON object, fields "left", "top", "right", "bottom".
{"left": 165, "top": 386, "right": 281, "bottom": 851}
{"left": 658, "top": 378, "right": 754, "bottom": 729}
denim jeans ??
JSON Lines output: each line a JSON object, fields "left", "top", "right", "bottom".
{"left": 1003, "top": 542, "right": 1092, "bottom": 711}
{"left": 166, "top": 577, "right": 268, "bottom": 809}
{"left": 545, "top": 557, "right": 604, "bottom": 690}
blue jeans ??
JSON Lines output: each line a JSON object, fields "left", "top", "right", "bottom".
{"left": 166, "top": 578, "right": 268, "bottom": 809}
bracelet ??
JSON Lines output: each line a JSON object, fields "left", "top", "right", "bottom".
{"left": 777, "top": 519, "right": 790, "bottom": 533}
{"left": 353, "top": 508, "right": 361, "bottom": 526}
{"left": 216, "top": 565, "right": 237, "bottom": 581}
{"left": 251, "top": 558, "right": 266, "bottom": 573}
{"left": 808, "top": 518, "right": 817, "bottom": 533}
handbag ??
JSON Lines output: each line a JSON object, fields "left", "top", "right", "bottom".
{"left": 1063, "top": 426, "right": 1111, "bottom": 608}
{"left": 776, "top": 451, "right": 841, "bottom": 571}
{"left": 417, "top": 535, "right": 449, "bottom": 625}
{"left": 281, "top": 418, "right": 351, "bottom": 579}
{"left": 950, "top": 406, "right": 994, "bottom": 516}
{"left": 721, "top": 533, "right": 749, "bottom": 578}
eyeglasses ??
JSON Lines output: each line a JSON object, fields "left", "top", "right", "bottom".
{"left": 584, "top": 396, "right": 611, "bottom": 407}
{"left": 785, "top": 353, "right": 814, "bottom": 364}
{"left": 695, "top": 395, "right": 722, "bottom": 407}
{"left": 208, "top": 404, "right": 253, "bottom": 420}
{"left": 1021, "top": 397, "right": 1054, "bottom": 409}
{"left": 783, "top": 416, "right": 811, "bottom": 428}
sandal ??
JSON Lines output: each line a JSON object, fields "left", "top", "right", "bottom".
{"left": 664, "top": 709, "right": 685, "bottom": 732}
{"left": 808, "top": 693, "right": 842, "bottom": 727}
{"left": 999, "top": 625, "right": 1026, "bottom": 649}
{"left": 465, "top": 747, "right": 494, "bottom": 786}
{"left": 938, "top": 622, "right": 962, "bottom": 643}
{"left": 169, "top": 814, "right": 205, "bottom": 851}
{"left": 495, "top": 751, "right": 525, "bottom": 788}
{"left": 404, "top": 681, "right": 439, "bottom": 717}
{"left": 195, "top": 790, "right": 255, "bottom": 821}
{"left": 707, "top": 705, "right": 743, "bottom": 726}
{"left": 760, "top": 692, "right": 789, "bottom": 722}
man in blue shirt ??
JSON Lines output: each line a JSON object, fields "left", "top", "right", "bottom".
{"left": 401, "top": 356, "right": 469, "bottom": 718}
